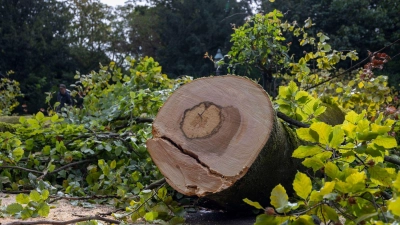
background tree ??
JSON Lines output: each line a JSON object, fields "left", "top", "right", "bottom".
{"left": 148, "top": 0, "right": 253, "bottom": 77}
{"left": 0, "top": 0, "right": 74, "bottom": 113}
{"left": 254, "top": 0, "right": 400, "bottom": 84}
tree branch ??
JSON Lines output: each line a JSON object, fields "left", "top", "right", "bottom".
{"left": 384, "top": 155, "right": 400, "bottom": 166}
{"left": 48, "top": 195, "right": 117, "bottom": 204}
{"left": 38, "top": 159, "right": 96, "bottom": 180}
{"left": 0, "top": 166, "right": 44, "bottom": 174}
{"left": 2, "top": 215, "right": 120, "bottom": 225}
{"left": 277, "top": 111, "right": 310, "bottom": 128}
{"left": 145, "top": 178, "right": 166, "bottom": 190}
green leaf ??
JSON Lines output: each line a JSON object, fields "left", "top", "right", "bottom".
{"left": 51, "top": 114, "right": 59, "bottom": 122}
{"left": 243, "top": 198, "right": 264, "bottom": 210}
{"left": 292, "top": 215, "right": 314, "bottom": 225}
{"left": 288, "top": 80, "right": 298, "bottom": 95}
{"left": 37, "top": 202, "right": 50, "bottom": 217}
{"left": 110, "top": 160, "right": 116, "bottom": 169}
{"left": 296, "top": 128, "right": 318, "bottom": 142}
{"left": 293, "top": 172, "right": 312, "bottom": 200}
{"left": 389, "top": 196, "right": 400, "bottom": 216}
{"left": 254, "top": 214, "right": 281, "bottom": 225}
{"left": 310, "top": 122, "right": 332, "bottom": 145}
{"left": 30, "top": 190, "right": 42, "bottom": 202}
{"left": 12, "top": 147, "right": 24, "bottom": 162}
{"left": 302, "top": 157, "right": 324, "bottom": 172}
{"left": 41, "top": 190, "right": 50, "bottom": 200}
{"left": 354, "top": 212, "right": 379, "bottom": 224}
{"left": 157, "top": 186, "right": 167, "bottom": 200}
{"left": 371, "top": 136, "right": 397, "bottom": 149}
{"left": 16, "top": 193, "right": 30, "bottom": 204}
{"left": 345, "top": 111, "right": 362, "bottom": 124}
{"left": 320, "top": 205, "right": 339, "bottom": 222}
{"left": 324, "top": 162, "right": 341, "bottom": 179}
{"left": 21, "top": 208, "right": 34, "bottom": 219}
{"left": 35, "top": 112, "right": 45, "bottom": 121}
{"left": 329, "top": 125, "right": 344, "bottom": 148}
{"left": 132, "top": 171, "right": 140, "bottom": 182}
{"left": 144, "top": 211, "right": 158, "bottom": 221}
{"left": 6, "top": 203, "right": 23, "bottom": 215}
{"left": 369, "top": 166, "right": 396, "bottom": 187}
{"left": 346, "top": 172, "right": 366, "bottom": 192}
{"left": 309, "top": 181, "right": 335, "bottom": 202}
{"left": 393, "top": 173, "right": 400, "bottom": 191}
{"left": 292, "top": 145, "right": 322, "bottom": 159}
{"left": 270, "top": 184, "right": 288, "bottom": 213}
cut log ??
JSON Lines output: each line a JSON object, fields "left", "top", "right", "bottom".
{"left": 147, "top": 75, "right": 301, "bottom": 211}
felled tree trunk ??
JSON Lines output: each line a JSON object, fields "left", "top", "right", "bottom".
{"left": 147, "top": 75, "right": 303, "bottom": 211}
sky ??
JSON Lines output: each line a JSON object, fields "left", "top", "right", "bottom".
{"left": 100, "top": 0, "right": 148, "bottom": 7}
{"left": 100, "top": 0, "right": 127, "bottom": 7}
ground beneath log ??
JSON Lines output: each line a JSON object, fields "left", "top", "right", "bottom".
{"left": 1, "top": 193, "right": 255, "bottom": 225}
{"left": 0, "top": 193, "right": 116, "bottom": 224}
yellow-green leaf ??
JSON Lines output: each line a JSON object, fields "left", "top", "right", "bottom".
{"left": 243, "top": 198, "right": 264, "bottom": 210}
{"left": 270, "top": 184, "right": 288, "bottom": 213}
{"left": 371, "top": 136, "right": 397, "bottom": 149}
{"left": 30, "top": 190, "right": 42, "bottom": 202}
{"left": 310, "top": 122, "right": 332, "bottom": 144}
{"left": 393, "top": 173, "right": 400, "bottom": 191}
{"left": 346, "top": 172, "right": 366, "bottom": 192}
{"left": 293, "top": 172, "right": 312, "bottom": 199}
{"left": 110, "top": 160, "right": 117, "bottom": 169}
{"left": 12, "top": 147, "right": 24, "bottom": 162}
{"left": 292, "top": 215, "right": 314, "bottom": 225}
{"left": 292, "top": 145, "right": 322, "bottom": 158}
{"left": 329, "top": 125, "right": 344, "bottom": 148}
{"left": 157, "top": 186, "right": 167, "bottom": 200}
{"left": 144, "top": 211, "right": 158, "bottom": 221}
{"left": 41, "top": 190, "right": 50, "bottom": 200}
{"left": 324, "top": 162, "right": 341, "bottom": 179}
{"left": 37, "top": 202, "right": 50, "bottom": 217}
{"left": 310, "top": 182, "right": 335, "bottom": 202}
{"left": 302, "top": 157, "right": 324, "bottom": 172}
{"left": 35, "top": 112, "right": 45, "bottom": 121}
{"left": 388, "top": 197, "right": 400, "bottom": 216}
{"left": 16, "top": 194, "right": 30, "bottom": 204}
{"left": 296, "top": 128, "right": 319, "bottom": 142}
{"left": 345, "top": 110, "right": 363, "bottom": 124}
{"left": 369, "top": 166, "right": 396, "bottom": 187}
{"left": 6, "top": 203, "right": 23, "bottom": 215}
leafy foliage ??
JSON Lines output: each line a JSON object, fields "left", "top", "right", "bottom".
{"left": 0, "top": 57, "right": 191, "bottom": 223}
{"left": 0, "top": 71, "right": 23, "bottom": 115}
{"left": 239, "top": 10, "right": 400, "bottom": 225}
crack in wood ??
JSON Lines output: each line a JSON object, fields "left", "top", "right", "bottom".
{"left": 160, "top": 136, "right": 225, "bottom": 179}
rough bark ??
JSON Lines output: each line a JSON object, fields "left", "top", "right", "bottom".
{"left": 146, "top": 75, "right": 305, "bottom": 211}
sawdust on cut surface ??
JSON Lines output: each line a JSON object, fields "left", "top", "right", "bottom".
{"left": 0, "top": 193, "right": 119, "bottom": 224}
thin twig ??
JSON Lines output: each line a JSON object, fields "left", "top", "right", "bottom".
{"left": 277, "top": 111, "right": 310, "bottom": 128}
{"left": 125, "top": 183, "right": 166, "bottom": 217}
{"left": 38, "top": 159, "right": 96, "bottom": 180}
{"left": 2, "top": 215, "right": 120, "bottom": 225}
{"left": 97, "top": 207, "right": 124, "bottom": 216}
{"left": 145, "top": 178, "right": 166, "bottom": 190}
{"left": 220, "top": 13, "right": 249, "bottom": 22}
{"left": 48, "top": 194, "right": 118, "bottom": 204}
{"left": 1, "top": 190, "right": 31, "bottom": 194}
{"left": 0, "top": 166, "right": 43, "bottom": 174}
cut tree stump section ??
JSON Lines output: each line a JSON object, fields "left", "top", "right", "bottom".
{"left": 147, "top": 75, "right": 302, "bottom": 211}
